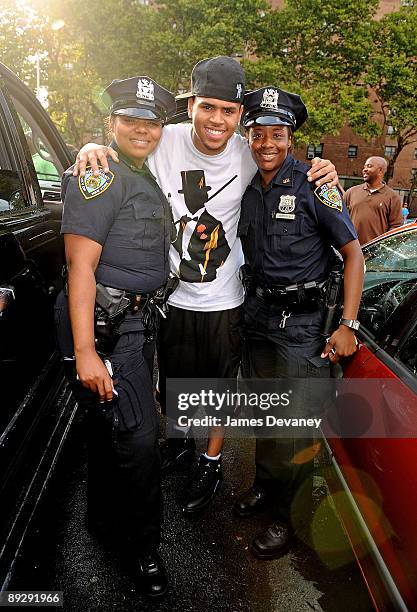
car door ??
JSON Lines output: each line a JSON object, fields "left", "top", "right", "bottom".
{"left": 327, "top": 226, "right": 417, "bottom": 610}
{"left": 0, "top": 67, "right": 76, "bottom": 589}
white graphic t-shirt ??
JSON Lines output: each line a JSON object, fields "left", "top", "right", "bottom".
{"left": 147, "top": 124, "right": 257, "bottom": 312}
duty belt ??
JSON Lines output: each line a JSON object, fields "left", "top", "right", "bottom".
{"left": 124, "top": 290, "right": 160, "bottom": 313}
{"left": 255, "top": 280, "right": 326, "bottom": 308}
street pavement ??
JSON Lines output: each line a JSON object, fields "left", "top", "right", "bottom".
{"left": 10, "top": 413, "right": 373, "bottom": 612}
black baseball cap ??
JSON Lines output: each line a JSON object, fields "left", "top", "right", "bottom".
{"left": 191, "top": 56, "right": 245, "bottom": 104}
{"left": 102, "top": 76, "right": 176, "bottom": 124}
{"left": 241, "top": 86, "right": 308, "bottom": 131}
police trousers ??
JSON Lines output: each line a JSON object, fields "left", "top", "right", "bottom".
{"left": 242, "top": 299, "right": 330, "bottom": 532}
{"left": 54, "top": 292, "right": 161, "bottom": 559}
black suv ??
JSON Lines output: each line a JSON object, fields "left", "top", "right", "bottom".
{"left": 0, "top": 62, "right": 75, "bottom": 589}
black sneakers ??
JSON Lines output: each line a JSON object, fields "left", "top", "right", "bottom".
{"left": 134, "top": 552, "right": 168, "bottom": 597}
{"left": 160, "top": 437, "right": 196, "bottom": 473}
{"left": 181, "top": 455, "right": 223, "bottom": 514}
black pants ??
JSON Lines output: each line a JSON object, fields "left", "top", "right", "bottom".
{"left": 157, "top": 305, "right": 242, "bottom": 413}
{"left": 55, "top": 293, "right": 161, "bottom": 559}
{"left": 242, "top": 299, "right": 330, "bottom": 531}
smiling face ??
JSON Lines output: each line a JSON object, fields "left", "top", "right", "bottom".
{"left": 248, "top": 125, "right": 292, "bottom": 186}
{"left": 362, "top": 157, "right": 386, "bottom": 187}
{"left": 188, "top": 96, "right": 243, "bottom": 156}
{"left": 110, "top": 115, "right": 163, "bottom": 167}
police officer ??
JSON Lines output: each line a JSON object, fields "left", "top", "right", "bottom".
{"left": 234, "top": 87, "right": 364, "bottom": 558}
{"left": 54, "top": 76, "right": 176, "bottom": 595}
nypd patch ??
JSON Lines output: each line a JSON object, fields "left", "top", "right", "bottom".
{"left": 314, "top": 184, "right": 343, "bottom": 213}
{"left": 79, "top": 167, "right": 114, "bottom": 200}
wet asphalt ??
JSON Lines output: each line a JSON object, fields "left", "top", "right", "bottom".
{"left": 9, "top": 411, "right": 373, "bottom": 612}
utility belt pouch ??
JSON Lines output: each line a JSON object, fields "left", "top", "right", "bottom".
{"left": 154, "top": 274, "right": 179, "bottom": 315}
{"left": 94, "top": 284, "right": 131, "bottom": 353}
{"left": 240, "top": 264, "right": 255, "bottom": 295}
{"left": 321, "top": 261, "right": 344, "bottom": 337}
{"left": 95, "top": 283, "right": 130, "bottom": 320}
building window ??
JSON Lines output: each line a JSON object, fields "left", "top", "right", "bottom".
{"left": 401, "top": 0, "right": 414, "bottom": 6}
{"left": 387, "top": 125, "right": 395, "bottom": 135}
{"left": 411, "top": 169, "right": 417, "bottom": 180}
{"left": 414, "top": 148, "right": 417, "bottom": 159}
{"left": 384, "top": 146, "right": 397, "bottom": 159}
{"left": 306, "top": 143, "right": 324, "bottom": 160}
{"left": 348, "top": 145, "right": 358, "bottom": 158}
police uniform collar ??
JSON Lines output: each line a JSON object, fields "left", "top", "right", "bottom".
{"left": 271, "top": 155, "right": 295, "bottom": 187}
{"left": 110, "top": 140, "right": 155, "bottom": 177}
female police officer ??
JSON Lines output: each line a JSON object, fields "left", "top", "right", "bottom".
{"left": 55, "top": 77, "right": 176, "bottom": 596}
{"left": 234, "top": 87, "right": 364, "bottom": 559}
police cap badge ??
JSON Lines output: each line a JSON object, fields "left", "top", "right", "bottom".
{"left": 242, "top": 86, "right": 307, "bottom": 131}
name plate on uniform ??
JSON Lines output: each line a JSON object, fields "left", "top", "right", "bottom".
{"left": 275, "top": 213, "right": 295, "bottom": 220}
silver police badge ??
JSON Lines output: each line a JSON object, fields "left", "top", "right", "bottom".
{"left": 278, "top": 195, "right": 296, "bottom": 213}
{"left": 236, "top": 83, "right": 243, "bottom": 99}
{"left": 136, "top": 78, "right": 154, "bottom": 102}
{"left": 275, "top": 195, "right": 296, "bottom": 219}
{"left": 260, "top": 88, "right": 279, "bottom": 111}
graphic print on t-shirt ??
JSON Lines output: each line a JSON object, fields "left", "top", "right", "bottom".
{"left": 172, "top": 169, "right": 236, "bottom": 282}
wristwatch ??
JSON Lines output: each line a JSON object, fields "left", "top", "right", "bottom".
{"left": 339, "top": 318, "right": 360, "bottom": 331}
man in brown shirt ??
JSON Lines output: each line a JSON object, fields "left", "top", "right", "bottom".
{"left": 345, "top": 156, "right": 402, "bottom": 244}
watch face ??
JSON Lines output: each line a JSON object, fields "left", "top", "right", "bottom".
{"left": 341, "top": 318, "right": 360, "bottom": 330}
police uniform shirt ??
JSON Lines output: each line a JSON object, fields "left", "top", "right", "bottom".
{"left": 61, "top": 141, "right": 171, "bottom": 294}
{"left": 238, "top": 155, "right": 357, "bottom": 286}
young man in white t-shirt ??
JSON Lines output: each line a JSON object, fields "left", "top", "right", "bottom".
{"left": 74, "top": 57, "right": 338, "bottom": 515}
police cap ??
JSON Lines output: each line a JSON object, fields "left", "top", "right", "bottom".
{"left": 191, "top": 56, "right": 245, "bottom": 104}
{"left": 242, "top": 86, "right": 308, "bottom": 131}
{"left": 102, "top": 76, "right": 176, "bottom": 124}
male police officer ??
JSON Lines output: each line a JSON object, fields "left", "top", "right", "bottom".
{"left": 73, "top": 58, "right": 339, "bottom": 515}
{"left": 55, "top": 77, "right": 176, "bottom": 595}
{"left": 235, "top": 86, "right": 364, "bottom": 558}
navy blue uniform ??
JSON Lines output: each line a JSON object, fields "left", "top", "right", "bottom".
{"left": 55, "top": 144, "right": 171, "bottom": 558}
{"left": 238, "top": 154, "right": 357, "bottom": 531}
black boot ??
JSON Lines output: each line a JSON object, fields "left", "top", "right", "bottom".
{"left": 134, "top": 552, "right": 168, "bottom": 597}
{"left": 251, "top": 521, "right": 293, "bottom": 560}
{"left": 160, "top": 437, "right": 196, "bottom": 473}
{"left": 181, "top": 455, "right": 223, "bottom": 514}
{"left": 233, "top": 484, "right": 270, "bottom": 517}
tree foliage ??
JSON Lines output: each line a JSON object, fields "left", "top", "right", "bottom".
{"left": 243, "top": 0, "right": 381, "bottom": 145}
{"left": 366, "top": 5, "right": 417, "bottom": 181}
{"left": 1, "top": 0, "right": 416, "bottom": 181}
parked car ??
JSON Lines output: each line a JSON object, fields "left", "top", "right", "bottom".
{"left": 325, "top": 222, "right": 417, "bottom": 611}
{"left": 0, "top": 62, "right": 76, "bottom": 589}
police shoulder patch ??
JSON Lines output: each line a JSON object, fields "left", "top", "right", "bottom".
{"left": 78, "top": 166, "right": 114, "bottom": 200}
{"left": 314, "top": 184, "right": 343, "bottom": 213}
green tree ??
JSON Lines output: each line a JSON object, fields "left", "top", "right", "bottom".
{"left": 243, "top": 0, "right": 380, "bottom": 145}
{"left": 143, "top": 0, "right": 271, "bottom": 93}
{"left": 366, "top": 5, "right": 417, "bottom": 180}
{"left": 0, "top": 0, "right": 45, "bottom": 87}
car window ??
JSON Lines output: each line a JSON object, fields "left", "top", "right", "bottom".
{"left": 0, "top": 125, "right": 27, "bottom": 215}
{"left": 398, "top": 327, "right": 417, "bottom": 377}
{"left": 11, "top": 96, "right": 63, "bottom": 190}
{"left": 359, "top": 228, "right": 417, "bottom": 338}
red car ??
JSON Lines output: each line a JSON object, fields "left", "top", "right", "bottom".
{"left": 325, "top": 222, "right": 417, "bottom": 611}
